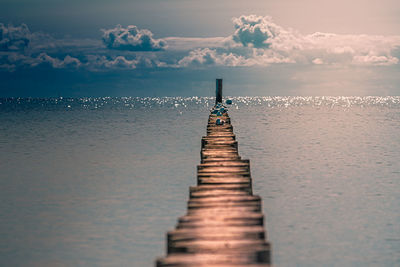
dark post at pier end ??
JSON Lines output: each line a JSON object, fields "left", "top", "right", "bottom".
{"left": 216, "top": 78, "right": 223, "bottom": 104}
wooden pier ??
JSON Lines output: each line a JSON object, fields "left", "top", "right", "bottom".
{"left": 156, "top": 81, "right": 271, "bottom": 266}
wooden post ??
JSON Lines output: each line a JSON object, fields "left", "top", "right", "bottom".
{"left": 216, "top": 79, "right": 223, "bottom": 104}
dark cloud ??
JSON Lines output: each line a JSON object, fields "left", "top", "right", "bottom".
{"left": 0, "top": 23, "right": 31, "bottom": 51}
{"left": 34, "top": 53, "right": 81, "bottom": 68}
{"left": 102, "top": 24, "right": 166, "bottom": 51}
{"left": 85, "top": 55, "right": 137, "bottom": 70}
{"left": 0, "top": 52, "right": 81, "bottom": 71}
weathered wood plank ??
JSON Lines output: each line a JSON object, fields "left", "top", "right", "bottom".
{"left": 189, "top": 184, "right": 252, "bottom": 195}
{"left": 156, "top": 94, "right": 271, "bottom": 266}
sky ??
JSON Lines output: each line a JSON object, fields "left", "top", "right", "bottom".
{"left": 1, "top": 0, "right": 400, "bottom": 97}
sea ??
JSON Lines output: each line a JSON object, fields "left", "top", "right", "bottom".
{"left": 0, "top": 96, "right": 399, "bottom": 267}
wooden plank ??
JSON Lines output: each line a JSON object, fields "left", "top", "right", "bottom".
{"left": 156, "top": 101, "right": 271, "bottom": 266}
{"left": 156, "top": 250, "right": 270, "bottom": 266}
{"left": 189, "top": 184, "right": 252, "bottom": 195}
{"left": 169, "top": 239, "right": 269, "bottom": 253}
{"left": 197, "top": 178, "right": 251, "bottom": 186}
{"left": 187, "top": 205, "right": 261, "bottom": 214}
{"left": 167, "top": 226, "right": 266, "bottom": 243}
{"left": 198, "top": 172, "right": 250, "bottom": 178}
{"left": 198, "top": 159, "right": 250, "bottom": 168}
{"left": 190, "top": 190, "right": 249, "bottom": 198}
{"left": 197, "top": 166, "right": 249, "bottom": 173}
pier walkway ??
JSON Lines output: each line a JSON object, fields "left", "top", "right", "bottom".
{"left": 156, "top": 97, "right": 271, "bottom": 266}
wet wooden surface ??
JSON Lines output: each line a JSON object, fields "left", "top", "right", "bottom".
{"left": 156, "top": 105, "right": 271, "bottom": 266}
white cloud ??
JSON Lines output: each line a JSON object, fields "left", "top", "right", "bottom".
{"left": 299, "top": 32, "right": 400, "bottom": 65}
{"left": 177, "top": 48, "right": 246, "bottom": 67}
{"left": 163, "top": 37, "right": 228, "bottom": 50}
{"left": 178, "top": 15, "right": 400, "bottom": 68}
{"left": 312, "top": 58, "right": 324, "bottom": 65}
{"left": 352, "top": 54, "right": 399, "bottom": 66}
{"left": 1, "top": 16, "right": 400, "bottom": 72}
{"left": 231, "top": 15, "right": 285, "bottom": 48}
{"left": 102, "top": 24, "right": 166, "bottom": 51}
{"left": 177, "top": 47, "right": 295, "bottom": 67}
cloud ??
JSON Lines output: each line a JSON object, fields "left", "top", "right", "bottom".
{"left": 0, "top": 22, "right": 163, "bottom": 71}
{"left": 352, "top": 54, "right": 399, "bottom": 66}
{"left": 84, "top": 54, "right": 168, "bottom": 70}
{"left": 0, "top": 23, "right": 31, "bottom": 51}
{"left": 177, "top": 48, "right": 217, "bottom": 66}
{"left": 177, "top": 15, "right": 400, "bottom": 68}
{"left": 177, "top": 47, "right": 295, "bottom": 67}
{"left": 1, "top": 17, "right": 400, "bottom": 72}
{"left": 0, "top": 58, "right": 16, "bottom": 71}
{"left": 1, "top": 52, "right": 81, "bottom": 71}
{"left": 312, "top": 58, "right": 324, "bottom": 65}
{"left": 163, "top": 37, "right": 228, "bottom": 50}
{"left": 300, "top": 32, "right": 400, "bottom": 65}
{"left": 33, "top": 53, "right": 82, "bottom": 68}
{"left": 102, "top": 24, "right": 166, "bottom": 51}
{"left": 232, "top": 15, "right": 285, "bottom": 48}
{"left": 177, "top": 48, "right": 246, "bottom": 67}
{"left": 86, "top": 55, "right": 137, "bottom": 69}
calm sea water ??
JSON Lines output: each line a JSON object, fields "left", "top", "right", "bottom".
{"left": 0, "top": 97, "right": 399, "bottom": 267}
